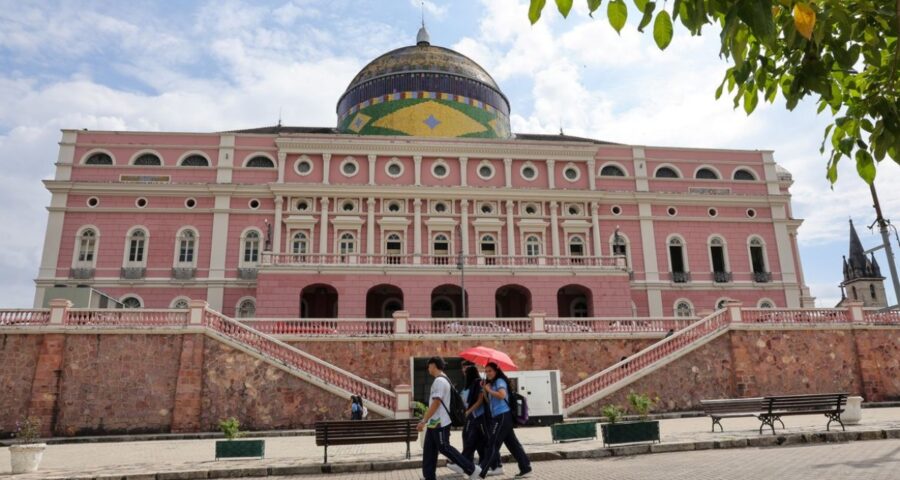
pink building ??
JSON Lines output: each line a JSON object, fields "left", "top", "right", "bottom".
{"left": 34, "top": 28, "right": 815, "bottom": 320}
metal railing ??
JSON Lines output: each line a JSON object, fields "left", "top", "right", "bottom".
{"left": 740, "top": 308, "right": 849, "bottom": 324}
{"left": 670, "top": 271, "right": 691, "bottom": 283}
{"left": 241, "top": 318, "right": 394, "bottom": 336}
{"left": 407, "top": 317, "right": 533, "bottom": 334}
{"left": 544, "top": 317, "right": 696, "bottom": 334}
{"left": 261, "top": 252, "right": 628, "bottom": 270}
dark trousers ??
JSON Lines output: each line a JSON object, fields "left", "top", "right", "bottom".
{"left": 462, "top": 416, "right": 499, "bottom": 469}
{"left": 422, "top": 425, "right": 475, "bottom": 480}
{"left": 479, "top": 411, "right": 531, "bottom": 477}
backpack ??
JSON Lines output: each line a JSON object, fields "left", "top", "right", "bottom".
{"left": 437, "top": 376, "right": 467, "bottom": 427}
{"left": 507, "top": 391, "right": 529, "bottom": 426}
{"left": 361, "top": 405, "right": 369, "bottom": 419}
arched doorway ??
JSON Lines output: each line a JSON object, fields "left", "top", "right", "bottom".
{"left": 300, "top": 284, "right": 338, "bottom": 318}
{"left": 431, "top": 284, "right": 469, "bottom": 318}
{"left": 495, "top": 284, "right": 531, "bottom": 318}
{"left": 557, "top": 284, "right": 593, "bottom": 317}
{"left": 366, "top": 284, "right": 404, "bottom": 318}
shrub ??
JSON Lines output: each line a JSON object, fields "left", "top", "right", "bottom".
{"left": 14, "top": 416, "right": 41, "bottom": 444}
{"left": 218, "top": 417, "right": 243, "bottom": 440}
{"left": 601, "top": 404, "right": 624, "bottom": 424}
{"left": 627, "top": 392, "right": 658, "bottom": 420}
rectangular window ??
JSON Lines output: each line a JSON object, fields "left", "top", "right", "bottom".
{"left": 669, "top": 246, "right": 685, "bottom": 273}
{"left": 129, "top": 239, "right": 145, "bottom": 262}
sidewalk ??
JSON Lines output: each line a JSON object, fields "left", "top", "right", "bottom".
{"left": 2, "top": 408, "right": 899, "bottom": 479}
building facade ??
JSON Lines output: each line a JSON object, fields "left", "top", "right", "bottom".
{"left": 34, "top": 28, "right": 815, "bottom": 318}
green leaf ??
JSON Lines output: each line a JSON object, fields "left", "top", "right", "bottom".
{"left": 588, "top": 0, "right": 603, "bottom": 14}
{"left": 529, "top": 0, "right": 547, "bottom": 24}
{"left": 638, "top": 1, "right": 656, "bottom": 32}
{"left": 855, "top": 149, "right": 875, "bottom": 184}
{"left": 743, "top": 88, "right": 759, "bottom": 114}
{"left": 653, "top": 10, "right": 674, "bottom": 49}
{"left": 608, "top": 0, "right": 628, "bottom": 33}
{"left": 826, "top": 156, "right": 839, "bottom": 184}
{"left": 737, "top": 0, "right": 776, "bottom": 46}
{"left": 555, "top": 0, "right": 573, "bottom": 17}
{"left": 633, "top": 0, "right": 648, "bottom": 10}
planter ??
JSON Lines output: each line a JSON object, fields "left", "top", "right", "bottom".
{"left": 600, "top": 420, "right": 660, "bottom": 446}
{"left": 551, "top": 421, "right": 597, "bottom": 442}
{"left": 9, "top": 443, "right": 46, "bottom": 473}
{"left": 843, "top": 396, "right": 864, "bottom": 425}
{"left": 215, "top": 439, "right": 265, "bottom": 459}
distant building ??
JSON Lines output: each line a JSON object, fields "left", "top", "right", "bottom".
{"left": 838, "top": 220, "right": 887, "bottom": 308}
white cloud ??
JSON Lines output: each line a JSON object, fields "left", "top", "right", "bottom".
{"left": 410, "top": 0, "right": 448, "bottom": 21}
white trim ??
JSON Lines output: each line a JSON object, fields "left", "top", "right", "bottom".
{"left": 431, "top": 200, "right": 451, "bottom": 214}
{"left": 665, "top": 233, "right": 689, "bottom": 274}
{"left": 340, "top": 156, "right": 360, "bottom": 177}
{"left": 72, "top": 225, "right": 100, "bottom": 268}
{"left": 431, "top": 232, "right": 452, "bottom": 257}
{"left": 521, "top": 202, "right": 541, "bottom": 216}
{"left": 567, "top": 234, "right": 587, "bottom": 257}
{"left": 239, "top": 227, "right": 263, "bottom": 267}
{"left": 248, "top": 198, "right": 261, "bottom": 210}
{"left": 757, "top": 298, "right": 776, "bottom": 308}
{"left": 608, "top": 231, "right": 632, "bottom": 270}
{"left": 561, "top": 162, "right": 581, "bottom": 182}
{"left": 693, "top": 164, "right": 722, "bottom": 180}
{"left": 86, "top": 196, "right": 99, "bottom": 208}
{"left": 610, "top": 205, "right": 622, "bottom": 216}
{"left": 290, "top": 230, "right": 310, "bottom": 254}
{"left": 123, "top": 226, "right": 150, "bottom": 267}
{"left": 666, "top": 206, "right": 678, "bottom": 216}
{"left": 673, "top": 298, "right": 694, "bottom": 317}
{"left": 476, "top": 160, "right": 495, "bottom": 180}
{"left": 242, "top": 152, "right": 277, "bottom": 168}
{"left": 598, "top": 161, "right": 629, "bottom": 177}
{"left": 170, "top": 296, "right": 192, "bottom": 309}
{"left": 478, "top": 232, "right": 498, "bottom": 256}
{"left": 385, "top": 157, "right": 404, "bottom": 178}
{"left": 294, "top": 155, "right": 314, "bottom": 176}
{"left": 384, "top": 199, "right": 405, "bottom": 214}
{"left": 732, "top": 166, "right": 759, "bottom": 180}
{"left": 431, "top": 159, "right": 450, "bottom": 179}
{"left": 746, "top": 208, "right": 757, "bottom": 218}
{"left": 747, "top": 235, "right": 770, "bottom": 273}
{"left": 383, "top": 231, "right": 405, "bottom": 256}
{"left": 477, "top": 201, "right": 497, "bottom": 216}
{"left": 706, "top": 234, "right": 730, "bottom": 273}
{"left": 235, "top": 296, "right": 257, "bottom": 318}
{"left": 563, "top": 202, "right": 584, "bottom": 216}
{"left": 185, "top": 197, "right": 197, "bottom": 209}
{"left": 520, "top": 161, "right": 539, "bottom": 182}
{"left": 119, "top": 293, "right": 144, "bottom": 308}
{"left": 708, "top": 207, "right": 718, "bottom": 217}
{"left": 653, "top": 163, "right": 683, "bottom": 179}
{"left": 80, "top": 148, "right": 116, "bottom": 165}
{"left": 173, "top": 226, "right": 199, "bottom": 267}
{"left": 129, "top": 149, "right": 164, "bottom": 166}
{"left": 714, "top": 297, "right": 731, "bottom": 310}
{"left": 135, "top": 197, "right": 148, "bottom": 208}
{"left": 338, "top": 198, "right": 358, "bottom": 213}
{"left": 177, "top": 150, "right": 212, "bottom": 167}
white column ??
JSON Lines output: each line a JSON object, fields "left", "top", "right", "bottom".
{"left": 505, "top": 200, "right": 515, "bottom": 257}
{"left": 638, "top": 203, "right": 659, "bottom": 281}
{"left": 53, "top": 130, "right": 77, "bottom": 181}
{"left": 459, "top": 157, "right": 468, "bottom": 187}
{"left": 216, "top": 134, "right": 235, "bottom": 184}
{"left": 206, "top": 195, "right": 231, "bottom": 311}
{"left": 274, "top": 196, "right": 284, "bottom": 254}
{"left": 550, "top": 201, "right": 560, "bottom": 257}
{"left": 503, "top": 158, "right": 512, "bottom": 188}
{"left": 414, "top": 155, "right": 422, "bottom": 186}
{"left": 632, "top": 147, "right": 649, "bottom": 192}
{"left": 277, "top": 152, "right": 286, "bottom": 183}
{"left": 34, "top": 193, "right": 68, "bottom": 307}
{"left": 547, "top": 160, "right": 556, "bottom": 189}
{"left": 587, "top": 159, "right": 596, "bottom": 191}
{"left": 366, "top": 198, "right": 376, "bottom": 254}
{"left": 367, "top": 154, "right": 376, "bottom": 185}
{"left": 413, "top": 199, "right": 423, "bottom": 263}
{"left": 319, "top": 197, "right": 330, "bottom": 254}
{"left": 322, "top": 153, "right": 331, "bottom": 185}
{"left": 591, "top": 201, "right": 601, "bottom": 258}
{"left": 460, "top": 199, "right": 470, "bottom": 255}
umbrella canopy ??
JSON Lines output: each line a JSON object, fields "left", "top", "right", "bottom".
{"left": 459, "top": 346, "right": 518, "bottom": 371}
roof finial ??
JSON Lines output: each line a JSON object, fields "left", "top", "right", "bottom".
{"left": 421, "top": 1, "right": 425, "bottom": 28}
{"left": 416, "top": 1, "right": 430, "bottom": 46}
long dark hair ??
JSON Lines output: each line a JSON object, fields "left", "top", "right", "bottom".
{"left": 485, "top": 362, "right": 510, "bottom": 387}
{"left": 464, "top": 365, "right": 481, "bottom": 389}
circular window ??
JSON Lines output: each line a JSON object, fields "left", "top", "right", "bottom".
{"left": 524, "top": 204, "right": 537, "bottom": 215}
{"left": 296, "top": 200, "right": 309, "bottom": 211}
{"left": 480, "top": 203, "right": 494, "bottom": 214}
{"left": 135, "top": 197, "right": 148, "bottom": 208}
{"left": 387, "top": 201, "right": 401, "bottom": 213}
{"left": 341, "top": 158, "right": 359, "bottom": 177}
{"left": 342, "top": 201, "right": 355, "bottom": 212}
{"left": 567, "top": 205, "right": 581, "bottom": 216}
{"left": 87, "top": 197, "right": 99, "bottom": 208}
{"left": 611, "top": 205, "right": 622, "bottom": 216}
{"left": 563, "top": 165, "right": 580, "bottom": 181}
{"left": 432, "top": 162, "right": 449, "bottom": 178}
{"left": 295, "top": 158, "right": 313, "bottom": 176}
{"left": 747, "top": 208, "right": 757, "bottom": 218}
{"left": 477, "top": 163, "right": 495, "bottom": 180}
{"left": 386, "top": 161, "right": 403, "bottom": 178}
{"left": 185, "top": 198, "right": 196, "bottom": 209}
{"left": 249, "top": 199, "right": 260, "bottom": 210}
{"left": 434, "top": 202, "right": 448, "bottom": 213}
{"left": 521, "top": 164, "right": 537, "bottom": 181}
{"left": 667, "top": 207, "right": 677, "bottom": 216}
{"left": 708, "top": 208, "right": 718, "bottom": 217}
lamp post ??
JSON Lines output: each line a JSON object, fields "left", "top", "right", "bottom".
{"left": 456, "top": 224, "right": 467, "bottom": 318}
{"left": 866, "top": 184, "right": 900, "bottom": 308}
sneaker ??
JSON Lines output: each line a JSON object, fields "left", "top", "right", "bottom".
{"left": 487, "top": 466, "right": 504, "bottom": 476}
{"left": 447, "top": 462, "right": 464, "bottom": 474}
{"left": 468, "top": 466, "right": 483, "bottom": 479}
{"left": 514, "top": 468, "right": 533, "bottom": 478}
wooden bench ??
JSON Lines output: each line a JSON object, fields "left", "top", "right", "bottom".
{"left": 314, "top": 419, "right": 418, "bottom": 463}
{"left": 758, "top": 393, "right": 847, "bottom": 435}
{"left": 700, "top": 397, "right": 773, "bottom": 433}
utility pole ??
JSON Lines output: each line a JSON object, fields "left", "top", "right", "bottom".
{"left": 869, "top": 183, "right": 900, "bottom": 307}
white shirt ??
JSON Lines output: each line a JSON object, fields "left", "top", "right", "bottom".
{"left": 426, "top": 375, "right": 452, "bottom": 428}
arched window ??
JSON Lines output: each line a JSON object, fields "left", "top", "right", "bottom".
{"left": 237, "top": 298, "right": 256, "bottom": 318}
{"left": 339, "top": 232, "right": 356, "bottom": 262}
{"left": 675, "top": 300, "right": 694, "bottom": 318}
{"left": 242, "top": 231, "right": 260, "bottom": 264}
{"left": 600, "top": 164, "right": 626, "bottom": 177}
{"left": 568, "top": 236, "right": 585, "bottom": 261}
{"left": 121, "top": 296, "right": 142, "bottom": 309}
{"left": 85, "top": 152, "right": 113, "bottom": 165}
{"left": 76, "top": 229, "right": 97, "bottom": 264}
{"left": 749, "top": 237, "right": 769, "bottom": 282}
{"left": 655, "top": 166, "right": 680, "bottom": 178}
{"left": 695, "top": 167, "right": 719, "bottom": 179}
{"left": 733, "top": 169, "right": 757, "bottom": 180}
{"left": 433, "top": 234, "right": 449, "bottom": 264}
{"left": 852, "top": 286, "right": 858, "bottom": 300}
{"left": 245, "top": 156, "right": 275, "bottom": 168}
{"left": 480, "top": 234, "right": 496, "bottom": 265}
{"left": 571, "top": 298, "right": 589, "bottom": 317}
{"left": 127, "top": 229, "right": 147, "bottom": 264}
{"left": 180, "top": 155, "right": 209, "bottom": 167}
{"left": 668, "top": 237, "right": 688, "bottom": 282}
{"left": 709, "top": 236, "right": 729, "bottom": 282}
{"left": 385, "top": 233, "right": 403, "bottom": 264}
{"left": 716, "top": 298, "right": 729, "bottom": 310}
{"left": 870, "top": 284, "right": 877, "bottom": 299}
{"left": 525, "top": 235, "right": 541, "bottom": 264}
{"left": 758, "top": 299, "right": 775, "bottom": 309}
{"left": 134, "top": 153, "right": 162, "bottom": 166}
{"left": 172, "top": 298, "right": 190, "bottom": 309}
{"left": 177, "top": 230, "right": 196, "bottom": 265}
{"left": 292, "top": 232, "right": 308, "bottom": 258}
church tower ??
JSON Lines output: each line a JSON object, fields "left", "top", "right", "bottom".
{"left": 839, "top": 219, "right": 887, "bottom": 308}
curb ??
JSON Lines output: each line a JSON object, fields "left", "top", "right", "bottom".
{"left": 32, "top": 427, "right": 900, "bottom": 479}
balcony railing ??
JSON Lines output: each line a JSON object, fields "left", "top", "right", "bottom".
{"left": 753, "top": 271, "right": 772, "bottom": 283}
{"left": 69, "top": 267, "right": 95, "bottom": 280}
{"left": 237, "top": 267, "right": 258, "bottom": 280}
{"left": 260, "top": 253, "right": 628, "bottom": 270}
{"left": 120, "top": 267, "right": 146, "bottom": 279}
{"left": 670, "top": 271, "right": 691, "bottom": 283}
{"left": 713, "top": 271, "right": 732, "bottom": 283}
{"left": 172, "top": 267, "right": 196, "bottom": 280}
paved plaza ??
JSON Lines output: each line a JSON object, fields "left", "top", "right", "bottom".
{"left": 1, "top": 408, "right": 898, "bottom": 479}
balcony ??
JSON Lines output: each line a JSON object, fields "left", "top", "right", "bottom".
{"left": 172, "top": 267, "right": 196, "bottom": 280}
{"left": 69, "top": 267, "right": 95, "bottom": 280}
{"left": 753, "top": 271, "right": 772, "bottom": 283}
{"left": 713, "top": 271, "right": 732, "bottom": 283}
{"left": 120, "top": 267, "right": 146, "bottom": 280}
{"left": 670, "top": 271, "right": 691, "bottom": 283}
{"left": 237, "top": 268, "right": 258, "bottom": 280}
{"left": 260, "top": 253, "right": 629, "bottom": 271}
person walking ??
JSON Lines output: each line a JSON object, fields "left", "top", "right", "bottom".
{"left": 477, "top": 362, "right": 532, "bottom": 479}
{"left": 417, "top": 356, "right": 481, "bottom": 480}
{"left": 349, "top": 395, "right": 362, "bottom": 421}
{"left": 452, "top": 364, "right": 502, "bottom": 476}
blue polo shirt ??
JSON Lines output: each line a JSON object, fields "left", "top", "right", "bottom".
{"left": 488, "top": 378, "right": 511, "bottom": 416}
{"left": 464, "top": 382, "right": 486, "bottom": 418}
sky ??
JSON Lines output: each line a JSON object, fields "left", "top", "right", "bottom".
{"left": 1, "top": 0, "right": 899, "bottom": 309}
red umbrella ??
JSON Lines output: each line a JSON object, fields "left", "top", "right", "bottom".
{"left": 459, "top": 346, "right": 518, "bottom": 371}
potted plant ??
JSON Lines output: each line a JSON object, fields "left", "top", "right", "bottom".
{"left": 215, "top": 417, "right": 265, "bottom": 459}
{"left": 599, "top": 393, "right": 661, "bottom": 446}
{"left": 10, "top": 416, "right": 46, "bottom": 474}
